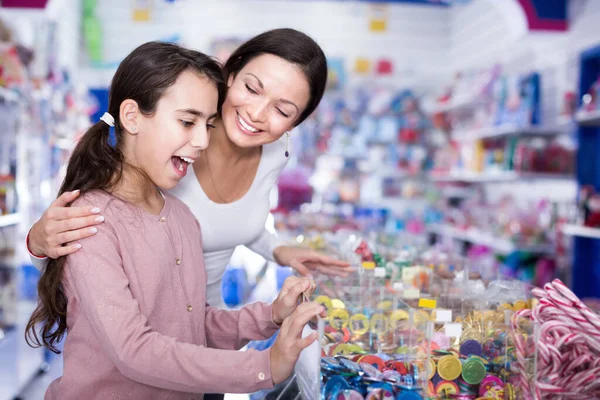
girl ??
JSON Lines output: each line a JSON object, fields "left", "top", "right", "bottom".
{"left": 26, "top": 29, "right": 351, "bottom": 311}
{"left": 25, "top": 42, "right": 322, "bottom": 399}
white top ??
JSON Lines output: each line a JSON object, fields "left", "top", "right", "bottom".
{"left": 30, "top": 136, "right": 289, "bottom": 307}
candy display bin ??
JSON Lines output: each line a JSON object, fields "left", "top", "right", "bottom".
{"left": 294, "top": 283, "right": 431, "bottom": 400}
{"left": 389, "top": 276, "right": 539, "bottom": 399}
{"left": 289, "top": 232, "right": 545, "bottom": 399}
{"left": 413, "top": 300, "right": 541, "bottom": 399}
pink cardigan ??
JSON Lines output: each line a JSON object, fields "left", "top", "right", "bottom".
{"left": 46, "top": 190, "right": 278, "bottom": 399}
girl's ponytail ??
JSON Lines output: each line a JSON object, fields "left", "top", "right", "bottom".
{"left": 25, "top": 117, "right": 125, "bottom": 354}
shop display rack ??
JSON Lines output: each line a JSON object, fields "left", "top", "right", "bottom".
{"left": 0, "top": 213, "right": 20, "bottom": 228}
{"left": 451, "top": 124, "right": 564, "bottom": 142}
{"left": 563, "top": 224, "right": 600, "bottom": 240}
{"left": 576, "top": 109, "right": 600, "bottom": 126}
{"left": 427, "top": 224, "right": 555, "bottom": 255}
{"left": 428, "top": 171, "right": 574, "bottom": 183}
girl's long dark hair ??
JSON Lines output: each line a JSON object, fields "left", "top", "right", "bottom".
{"left": 25, "top": 41, "right": 226, "bottom": 353}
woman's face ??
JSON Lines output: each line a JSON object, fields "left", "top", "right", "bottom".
{"left": 221, "top": 54, "right": 311, "bottom": 148}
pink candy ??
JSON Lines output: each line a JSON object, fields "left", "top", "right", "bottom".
{"left": 512, "top": 279, "right": 600, "bottom": 399}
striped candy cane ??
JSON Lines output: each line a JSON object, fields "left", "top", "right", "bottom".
{"left": 512, "top": 280, "right": 600, "bottom": 399}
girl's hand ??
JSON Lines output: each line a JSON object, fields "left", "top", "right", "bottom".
{"left": 269, "top": 301, "right": 324, "bottom": 385}
{"left": 28, "top": 190, "right": 104, "bottom": 259}
{"left": 272, "top": 276, "right": 318, "bottom": 325}
{"left": 273, "top": 246, "right": 351, "bottom": 278}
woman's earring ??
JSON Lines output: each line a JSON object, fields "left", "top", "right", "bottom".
{"left": 131, "top": 126, "right": 136, "bottom": 132}
{"left": 285, "top": 132, "right": 290, "bottom": 158}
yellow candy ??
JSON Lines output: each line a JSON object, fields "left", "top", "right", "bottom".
{"left": 483, "top": 310, "right": 496, "bottom": 322}
{"left": 395, "top": 345, "right": 409, "bottom": 354}
{"left": 461, "top": 327, "right": 483, "bottom": 343}
{"left": 505, "top": 383, "right": 515, "bottom": 400}
{"left": 315, "top": 295, "right": 333, "bottom": 312}
{"left": 377, "top": 300, "right": 392, "bottom": 310}
{"left": 390, "top": 309, "right": 409, "bottom": 330}
{"left": 528, "top": 298, "right": 539, "bottom": 309}
{"left": 436, "top": 381, "right": 459, "bottom": 395}
{"left": 329, "top": 309, "right": 350, "bottom": 330}
{"left": 370, "top": 313, "right": 388, "bottom": 335}
{"left": 437, "top": 355, "right": 462, "bottom": 381}
{"left": 428, "top": 359, "right": 436, "bottom": 380}
{"left": 413, "top": 309, "right": 431, "bottom": 325}
{"left": 331, "top": 299, "right": 346, "bottom": 309}
{"left": 332, "top": 343, "right": 354, "bottom": 355}
{"left": 349, "top": 313, "right": 369, "bottom": 335}
{"left": 471, "top": 311, "right": 484, "bottom": 322}
{"left": 390, "top": 309, "right": 409, "bottom": 322}
{"left": 513, "top": 300, "right": 528, "bottom": 311}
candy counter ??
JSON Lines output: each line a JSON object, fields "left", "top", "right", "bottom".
{"left": 285, "top": 229, "right": 600, "bottom": 400}
{"left": 293, "top": 276, "right": 540, "bottom": 398}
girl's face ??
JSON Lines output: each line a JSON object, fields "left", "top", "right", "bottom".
{"left": 125, "top": 70, "right": 219, "bottom": 190}
{"left": 221, "top": 54, "right": 311, "bottom": 148}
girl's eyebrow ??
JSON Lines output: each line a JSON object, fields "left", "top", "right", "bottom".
{"left": 176, "top": 109, "right": 218, "bottom": 119}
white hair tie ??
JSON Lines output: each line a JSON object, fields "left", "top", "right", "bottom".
{"left": 100, "top": 112, "right": 115, "bottom": 127}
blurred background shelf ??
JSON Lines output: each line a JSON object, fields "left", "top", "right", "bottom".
{"left": 427, "top": 224, "right": 555, "bottom": 255}
{"left": 562, "top": 224, "right": 600, "bottom": 240}
{"left": 0, "top": 213, "right": 20, "bottom": 228}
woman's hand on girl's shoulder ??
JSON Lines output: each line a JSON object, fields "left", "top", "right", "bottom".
{"left": 28, "top": 190, "right": 105, "bottom": 259}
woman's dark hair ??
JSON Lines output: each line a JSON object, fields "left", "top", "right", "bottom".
{"left": 223, "top": 28, "right": 327, "bottom": 126}
{"left": 25, "top": 41, "right": 226, "bottom": 354}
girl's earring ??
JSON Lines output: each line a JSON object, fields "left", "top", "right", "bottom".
{"left": 285, "top": 132, "right": 290, "bottom": 158}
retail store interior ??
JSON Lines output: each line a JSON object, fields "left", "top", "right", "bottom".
{"left": 0, "top": 0, "right": 599, "bottom": 399}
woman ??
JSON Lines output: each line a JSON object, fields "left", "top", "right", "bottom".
{"left": 27, "top": 28, "right": 350, "bottom": 309}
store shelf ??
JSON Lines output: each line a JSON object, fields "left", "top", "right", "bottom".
{"left": 428, "top": 171, "right": 574, "bottom": 183}
{"left": 0, "top": 213, "right": 20, "bottom": 228}
{"left": 0, "top": 87, "right": 20, "bottom": 103}
{"left": 562, "top": 224, "right": 600, "bottom": 239}
{"left": 557, "top": 115, "right": 576, "bottom": 127}
{"left": 576, "top": 109, "right": 600, "bottom": 126}
{"left": 426, "top": 95, "right": 483, "bottom": 114}
{"left": 427, "top": 224, "right": 555, "bottom": 255}
{"left": 439, "top": 186, "right": 475, "bottom": 198}
{"left": 374, "top": 166, "right": 425, "bottom": 180}
{"left": 452, "top": 124, "right": 563, "bottom": 141}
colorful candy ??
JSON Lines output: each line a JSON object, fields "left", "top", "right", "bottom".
{"left": 459, "top": 340, "right": 483, "bottom": 358}
{"left": 461, "top": 358, "right": 486, "bottom": 385}
{"left": 320, "top": 355, "right": 425, "bottom": 400}
{"left": 437, "top": 355, "right": 462, "bottom": 381}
